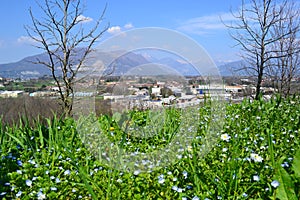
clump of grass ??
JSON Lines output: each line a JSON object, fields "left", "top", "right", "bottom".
{"left": 0, "top": 96, "right": 299, "bottom": 199}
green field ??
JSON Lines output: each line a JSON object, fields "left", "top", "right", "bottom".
{"left": 0, "top": 96, "right": 300, "bottom": 199}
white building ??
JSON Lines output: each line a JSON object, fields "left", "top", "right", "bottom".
{"left": 0, "top": 90, "right": 24, "bottom": 98}
{"left": 151, "top": 86, "right": 161, "bottom": 96}
{"left": 225, "top": 85, "right": 243, "bottom": 93}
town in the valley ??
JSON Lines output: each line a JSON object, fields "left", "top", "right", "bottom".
{"left": 0, "top": 75, "right": 284, "bottom": 108}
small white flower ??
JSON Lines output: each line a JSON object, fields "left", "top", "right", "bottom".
{"left": 28, "top": 159, "right": 36, "bottom": 165}
{"left": 26, "top": 179, "right": 32, "bottom": 187}
{"left": 253, "top": 175, "right": 260, "bottom": 181}
{"left": 158, "top": 174, "right": 165, "bottom": 184}
{"left": 50, "top": 187, "right": 57, "bottom": 191}
{"left": 133, "top": 170, "right": 140, "bottom": 176}
{"left": 192, "top": 196, "right": 200, "bottom": 200}
{"left": 16, "top": 170, "right": 22, "bottom": 174}
{"left": 172, "top": 186, "right": 178, "bottom": 191}
{"left": 250, "top": 153, "right": 263, "bottom": 162}
{"left": 0, "top": 192, "right": 7, "bottom": 196}
{"left": 116, "top": 179, "right": 122, "bottom": 183}
{"left": 37, "top": 191, "right": 46, "bottom": 200}
{"left": 172, "top": 186, "right": 184, "bottom": 192}
{"left": 16, "top": 191, "right": 22, "bottom": 197}
{"left": 221, "top": 134, "right": 231, "bottom": 142}
{"left": 222, "top": 148, "right": 228, "bottom": 152}
{"left": 182, "top": 170, "right": 188, "bottom": 179}
{"left": 242, "top": 193, "right": 248, "bottom": 197}
{"left": 271, "top": 180, "right": 280, "bottom": 188}
{"left": 281, "top": 162, "right": 289, "bottom": 168}
{"left": 260, "top": 146, "right": 266, "bottom": 150}
{"left": 64, "top": 170, "right": 70, "bottom": 175}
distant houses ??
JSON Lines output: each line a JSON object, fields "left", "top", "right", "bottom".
{"left": 0, "top": 90, "right": 24, "bottom": 98}
{"left": 0, "top": 74, "right": 281, "bottom": 102}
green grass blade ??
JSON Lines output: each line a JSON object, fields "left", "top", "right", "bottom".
{"left": 275, "top": 164, "right": 297, "bottom": 200}
{"left": 5, "top": 132, "right": 26, "bottom": 149}
{"left": 292, "top": 148, "right": 300, "bottom": 179}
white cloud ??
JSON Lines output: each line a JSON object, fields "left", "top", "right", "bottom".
{"left": 17, "top": 36, "right": 37, "bottom": 45}
{"left": 178, "top": 12, "right": 236, "bottom": 35}
{"left": 76, "top": 15, "right": 93, "bottom": 23}
{"left": 107, "top": 23, "right": 134, "bottom": 35}
{"left": 107, "top": 26, "right": 122, "bottom": 34}
{"left": 124, "top": 23, "right": 134, "bottom": 29}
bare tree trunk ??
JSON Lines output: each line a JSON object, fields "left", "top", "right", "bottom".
{"left": 256, "top": 64, "right": 264, "bottom": 99}
{"left": 26, "top": 0, "right": 108, "bottom": 117}
{"left": 269, "top": 1, "right": 300, "bottom": 98}
{"left": 226, "top": 0, "right": 298, "bottom": 100}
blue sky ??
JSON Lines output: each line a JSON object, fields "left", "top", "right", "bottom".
{"left": 0, "top": 0, "right": 245, "bottom": 64}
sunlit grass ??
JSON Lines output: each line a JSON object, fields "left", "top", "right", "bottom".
{"left": 0, "top": 96, "right": 300, "bottom": 199}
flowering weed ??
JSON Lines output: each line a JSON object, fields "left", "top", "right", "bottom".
{"left": 0, "top": 97, "right": 299, "bottom": 199}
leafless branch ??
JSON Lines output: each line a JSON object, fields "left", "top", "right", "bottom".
{"left": 26, "top": 0, "right": 108, "bottom": 116}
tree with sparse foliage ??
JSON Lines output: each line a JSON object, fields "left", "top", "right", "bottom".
{"left": 227, "top": 0, "right": 297, "bottom": 99}
{"left": 267, "top": 1, "right": 300, "bottom": 97}
{"left": 26, "top": 0, "right": 108, "bottom": 117}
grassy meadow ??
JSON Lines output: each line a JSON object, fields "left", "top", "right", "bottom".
{"left": 0, "top": 96, "right": 300, "bottom": 199}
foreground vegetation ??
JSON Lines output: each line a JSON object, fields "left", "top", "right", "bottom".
{"left": 0, "top": 96, "right": 300, "bottom": 199}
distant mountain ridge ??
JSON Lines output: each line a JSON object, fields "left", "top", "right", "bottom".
{"left": 218, "top": 60, "right": 248, "bottom": 76}
{"left": 0, "top": 51, "right": 245, "bottom": 79}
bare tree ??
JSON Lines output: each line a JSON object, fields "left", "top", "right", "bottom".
{"left": 26, "top": 0, "right": 108, "bottom": 117}
{"left": 227, "top": 0, "right": 294, "bottom": 99}
{"left": 267, "top": 2, "right": 300, "bottom": 97}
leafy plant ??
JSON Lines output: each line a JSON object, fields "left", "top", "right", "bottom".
{"left": 0, "top": 97, "right": 299, "bottom": 199}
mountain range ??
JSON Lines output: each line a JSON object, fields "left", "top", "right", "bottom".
{"left": 0, "top": 50, "right": 246, "bottom": 79}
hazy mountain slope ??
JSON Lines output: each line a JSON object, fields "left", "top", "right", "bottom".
{"left": 0, "top": 50, "right": 246, "bottom": 78}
